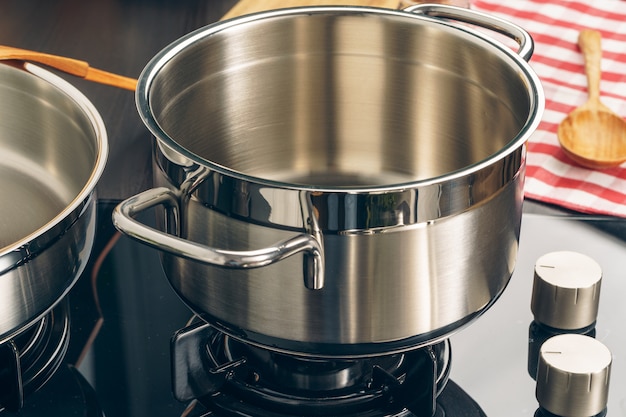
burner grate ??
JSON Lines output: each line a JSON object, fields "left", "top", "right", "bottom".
{"left": 172, "top": 321, "right": 453, "bottom": 417}
{"left": 0, "top": 299, "right": 70, "bottom": 412}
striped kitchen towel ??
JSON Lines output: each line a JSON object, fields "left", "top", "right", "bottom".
{"left": 472, "top": 0, "right": 626, "bottom": 217}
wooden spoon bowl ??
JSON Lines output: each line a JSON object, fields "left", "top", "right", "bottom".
{"left": 557, "top": 29, "right": 626, "bottom": 169}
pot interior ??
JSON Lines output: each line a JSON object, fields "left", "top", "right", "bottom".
{"left": 147, "top": 9, "right": 536, "bottom": 187}
{"left": 0, "top": 64, "right": 100, "bottom": 249}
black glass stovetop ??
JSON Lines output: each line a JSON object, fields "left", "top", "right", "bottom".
{"left": 2, "top": 202, "right": 626, "bottom": 416}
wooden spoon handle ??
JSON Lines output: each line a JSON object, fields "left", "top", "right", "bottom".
{"left": 0, "top": 45, "right": 137, "bottom": 91}
{"left": 578, "top": 29, "right": 602, "bottom": 104}
{"left": 83, "top": 67, "right": 137, "bottom": 91}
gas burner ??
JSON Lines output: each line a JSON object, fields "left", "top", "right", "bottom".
{"left": 0, "top": 299, "right": 70, "bottom": 412}
{"left": 172, "top": 321, "right": 487, "bottom": 417}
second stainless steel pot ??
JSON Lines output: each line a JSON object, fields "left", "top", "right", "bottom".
{"left": 114, "top": 5, "right": 544, "bottom": 357}
{"left": 0, "top": 62, "right": 107, "bottom": 343}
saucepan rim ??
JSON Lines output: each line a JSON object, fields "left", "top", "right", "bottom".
{"left": 136, "top": 5, "right": 544, "bottom": 193}
{"left": 0, "top": 62, "right": 108, "bottom": 258}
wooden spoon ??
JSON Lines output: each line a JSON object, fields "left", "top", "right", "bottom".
{"left": 0, "top": 45, "right": 136, "bottom": 91}
{"left": 557, "top": 29, "right": 626, "bottom": 169}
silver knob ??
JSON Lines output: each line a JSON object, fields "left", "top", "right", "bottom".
{"left": 536, "top": 334, "right": 611, "bottom": 417}
{"left": 531, "top": 251, "right": 602, "bottom": 330}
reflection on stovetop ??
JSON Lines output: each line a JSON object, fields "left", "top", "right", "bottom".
{"left": 7, "top": 203, "right": 626, "bottom": 416}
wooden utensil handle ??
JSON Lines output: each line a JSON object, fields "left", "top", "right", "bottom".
{"left": 0, "top": 45, "right": 137, "bottom": 90}
{"left": 578, "top": 29, "right": 602, "bottom": 103}
{"left": 85, "top": 67, "right": 137, "bottom": 91}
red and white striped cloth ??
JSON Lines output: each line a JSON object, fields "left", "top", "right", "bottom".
{"left": 471, "top": 0, "right": 626, "bottom": 217}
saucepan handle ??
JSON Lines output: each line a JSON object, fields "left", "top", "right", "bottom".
{"left": 403, "top": 4, "right": 534, "bottom": 61}
{"left": 112, "top": 187, "right": 324, "bottom": 290}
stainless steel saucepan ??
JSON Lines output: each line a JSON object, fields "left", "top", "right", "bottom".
{"left": 0, "top": 62, "right": 107, "bottom": 343}
{"left": 113, "top": 5, "right": 544, "bottom": 357}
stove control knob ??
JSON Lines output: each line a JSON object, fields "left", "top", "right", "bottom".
{"left": 536, "top": 334, "right": 611, "bottom": 417}
{"left": 531, "top": 251, "right": 602, "bottom": 330}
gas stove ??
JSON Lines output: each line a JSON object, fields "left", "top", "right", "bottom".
{"left": 170, "top": 321, "right": 485, "bottom": 417}
{"left": 1, "top": 205, "right": 625, "bottom": 416}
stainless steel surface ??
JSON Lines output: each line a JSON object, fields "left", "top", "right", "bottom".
{"left": 531, "top": 251, "right": 602, "bottom": 330}
{"left": 451, "top": 214, "right": 626, "bottom": 416}
{"left": 114, "top": 187, "right": 325, "bottom": 290}
{"left": 114, "top": 5, "right": 544, "bottom": 356}
{"left": 536, "top": 334, "right": 611, "bottom": 417}
{"left": 399, "top": 0, "right": 470, "bottom": 9}
{"left": 406, "top": 3, "right": 533, "bottom": 61}
{"left": 0, "top": 62, "right": 107, "bottom": 343}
